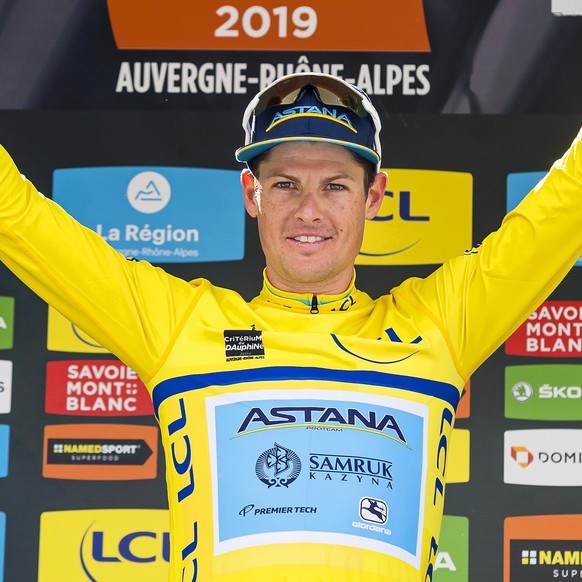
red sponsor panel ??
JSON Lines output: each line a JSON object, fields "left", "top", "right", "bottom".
{"left": 504, "top": 515, "right": 582, "bottom": 582}
{"left": 505, "top": 301, "right": 582, "bottom": 357}
{"left": 106, "top": 0, "right": 430, "bottom": 52}
{"left": 456, "top": 380, "right": 470, "bottom": 419}
{"left": 43, "top": 424, "right": 158, "bottom": 480}
{"left": 45, "top": 360, "right": 152, "bottom": 416}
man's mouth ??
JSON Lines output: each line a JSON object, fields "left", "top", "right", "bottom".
{"left": 292, "top": 235, "right": 326, "bottom": 243}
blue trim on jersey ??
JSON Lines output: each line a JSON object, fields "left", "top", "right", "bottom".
{"left": 152, "top": 366, "right": 460, "bottom": 418}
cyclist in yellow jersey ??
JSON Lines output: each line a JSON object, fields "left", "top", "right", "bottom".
{"left": 0, "top": 73, "right": 581, "bottom": 582}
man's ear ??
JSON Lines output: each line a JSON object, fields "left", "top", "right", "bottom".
{"left": 241, "top": 168, "right": 258, "bottom": 218}
{"left": 365, "top": 171, "right": 388, "bottom": 219}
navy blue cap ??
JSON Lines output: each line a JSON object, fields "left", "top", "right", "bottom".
{"left": 235, "top": 73, "right": 382, "bottom": 171}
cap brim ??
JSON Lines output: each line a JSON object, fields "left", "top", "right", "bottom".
{"left": 235, "top": 136, "right": 381, "bottom": 168}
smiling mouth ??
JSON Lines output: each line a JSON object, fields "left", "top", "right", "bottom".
{"left": 292, "top": 235, "right": 327, "bottom": 243}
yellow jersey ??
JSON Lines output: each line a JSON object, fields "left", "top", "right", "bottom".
{"left": 0, "top": 129, "right": 581, "bottom": 581}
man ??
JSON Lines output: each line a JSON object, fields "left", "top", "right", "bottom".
{"left": 0, "top": 73, "right": 581, "bottom": 581}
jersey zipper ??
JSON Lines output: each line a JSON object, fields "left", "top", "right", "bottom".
{"left": 310, "top": 294, "right": 319, "bottom": 314}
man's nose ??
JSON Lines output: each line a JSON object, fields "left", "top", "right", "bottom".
{"left": 294, "top": 191, "right": 322, "bottom": 222}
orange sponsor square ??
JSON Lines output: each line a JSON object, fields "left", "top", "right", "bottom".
{"left": 456, "top": 380, "right": 470, "bottom": 419}
{"left": 43, "top": 423, "right": 158, "bottom": 480}
{"left": 504, "top": 515, "right": 582, "bottom": 582}
{"left": 106, "top": 0, "right": 430, "bottom": 52}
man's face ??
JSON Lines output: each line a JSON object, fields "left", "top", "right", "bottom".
{"left": 241, "top": 141, "right": 386, "bottom": 295}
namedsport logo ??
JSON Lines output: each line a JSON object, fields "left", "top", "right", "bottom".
{"left": 52, "top": 165, "right": 244, "bottom": 263}
{"left": 504, "top": 429, "right": 582, "bottom": 486}
{"left": 357, "top": 169, "right": 472, "bottom": 265}
{"left": 504, "top": 515, "right": 582, "bottom": 582}
{"left": 38, "top": 509, "right": 169, "bottom": 581}
{"left": 42, "top": 423, "right": 158, "bottom": 480}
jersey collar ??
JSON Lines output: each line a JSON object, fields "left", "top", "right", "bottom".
{"left": 257, "top": 270, "right": 363, "bottom": 313}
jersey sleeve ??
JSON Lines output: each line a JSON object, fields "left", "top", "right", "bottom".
{"left": 0, "top": 145, "right": 199, "bottom": 381}
{"left": 393, "top": 126, "right": 582, "bottom": 380}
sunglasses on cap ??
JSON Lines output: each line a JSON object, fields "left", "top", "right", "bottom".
{"left": 236, "top": 72, "right": 382, "bottom": 170}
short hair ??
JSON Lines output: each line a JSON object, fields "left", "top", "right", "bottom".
{"left": 247, "top": 148, "right": 378, "bottom": 195}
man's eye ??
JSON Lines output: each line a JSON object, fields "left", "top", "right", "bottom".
{"left": 327, "top": 183, "right": 346, "bottom": 190}
{"left": 275, "top": 181, "right": 293, "bottom": 189}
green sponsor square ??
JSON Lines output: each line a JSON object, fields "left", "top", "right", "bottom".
{"left": 505, "top": 364, "right": 582, "bottom": 420}
{"left": 434, "top": 515, "right": 469, "bottom": 582}
{"left": 0, "top": 297, "right": 14, "bottom": 350}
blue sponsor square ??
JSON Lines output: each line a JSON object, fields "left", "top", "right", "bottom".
{"left": 207, "top": 390, "right": 427, "bottom": 566}
{"left": 0, "top": 425, "right": 8, "bottom": 477}
{"left": 53, "top": 166, "right": 245, "bottom": 263}
{"left": 507, "top": 172, "right": 581, "bottom": 267}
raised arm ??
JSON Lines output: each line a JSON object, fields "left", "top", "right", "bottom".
{"left": 0, "top": 145, "right": 196, "bottom": 381}
{"left": 394, "top": 126, "right": 582, "bottom": 380}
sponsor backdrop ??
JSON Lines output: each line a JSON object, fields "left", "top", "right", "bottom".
{"left": 0, "top": 1, "right": 581, "bottom": 580}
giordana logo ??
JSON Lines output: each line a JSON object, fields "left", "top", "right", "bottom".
{"left": 504, "top": 515, "right": 582, "bottom": 582}
{"left": 43, "top": 424, "right": 158, "bottom": 480}
{"left": 127, "top": 171, "right": 171, "bottom": 213}
{"left": 53, "top": 166, "right": 244, "bottom": 263}
{"left": 505, "top": 301, "right": 582, "bottom": 357}
{"left": 237, "top": 405, "right": 407, "bottom": 445}
{"left": 353, "top": 497, "right": 391, "bottom": 536}
{"left": 0, "top": 361, "right": 12, "bottom": 414}
{"left": 38, "top": 509, "right": 169, "bottom": 581}
{"left": 45, "top": 360, "right": 152, "bottom": 416}
{"left": 255, "top": 442, "right": 301, "bottom": 488}
{"left": 0, "top": 296, "right": 14, "bottom": 350}
{"left": 505, "top": 365, "right": 582, "bottom": 421}
{"left": 359, "top": 497, "right": 388, "bottom": 524}
{"left": 505, "top": 429, "right": 582, "bottom": 486}
{"left": 357, "top": 169, "right": 472, "bottom": 265}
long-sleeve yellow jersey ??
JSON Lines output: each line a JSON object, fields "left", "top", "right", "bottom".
{"left": 0, "top": 129, "right": 581, "bottom": 582}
